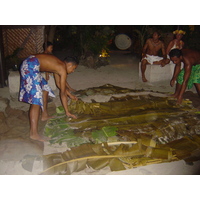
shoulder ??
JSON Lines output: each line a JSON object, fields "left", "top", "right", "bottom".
{"left": 169, "top": 40, "right": 175, "bottom": 44}
{"left": 181, "top": 40, "right": 185, "bottom": 45}
{"left": 145, "top": 39, "right": 152, "bottom": 47}
{"left": 146, "top": 38, "right": 152, "bottom": 43}
{"left": 182, "top": 49, "right": 198, "bottom": 65}
{"left": 159, "top": 40, "right": 164, "bottom": 45}
{"left": 36, "top": 54, "right": 63, "bottom": 64}
{"left": 167, "top": 40, "right": 174, "bottom": 48}
{"left": 35, "top": 54, "right": 65, "bottom": 72}
{"left": 35, "top": 54, "right": 59, "bottom": 60}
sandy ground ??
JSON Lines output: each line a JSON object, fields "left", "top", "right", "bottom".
{"left": 0, "top": 51, "right": 200, "bottom": 175}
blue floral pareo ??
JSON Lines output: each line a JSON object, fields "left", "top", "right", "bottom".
{"left": 19, "top": 55, "right": 55, "bottom": 109}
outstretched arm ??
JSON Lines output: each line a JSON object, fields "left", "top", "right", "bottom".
{"left": 161, "top": 42, "right": 167, "bottom": 59}
{"left": 66, "top": 81, "right": 76, "bottom": 92}
{"left": 170, "top": 62, "right": 182, "bottom": 87}
{"left": 54, "top": 73, "right": 77, "bottom": 119}
{"left": 54, "top": 73, "right": 78, "bottom": 100}
{"left": 177, "top": 61, "right": 192, "bottom": 104}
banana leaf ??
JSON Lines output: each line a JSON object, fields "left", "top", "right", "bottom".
{"left": 41, "top": 134, "right": 200, "bottom": 175}
{"left": 41, "top": 139, "right": 177, "bottom": 175}
{"left": 74, "top": 84, "right": 141, "bottom": 97}
{"left": 42, "top": 85, "right": 200, "bottom": 174}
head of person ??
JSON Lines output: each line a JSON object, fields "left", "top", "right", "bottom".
{"left": 173, "top": 30, "right": 186, "bottom": 40}
{"left": 43, "top": 41, "right": 53, "bottom": 54}
{"left": 64, "top": 56, "right": 79, "bottom": 74}
{"left": 169, "top": 48, "right": 183, "bottom": 64}
{"left": 152, "top": 31, "right": 160, "bottom": 40}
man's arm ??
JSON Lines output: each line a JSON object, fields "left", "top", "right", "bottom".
{"left": 160, "top": 42, "right": 168, "bottom": 67}
{"left": 170, "top": 62, "right": 182, "bottom": 87}
{"left": 161, "top": 42, "right": 167, "bottom": 59}
{"left": 177, "top": 61, "right": 192, "bottom": 104}
{"left": 54, "top": 73, "right": 77, "bottom": 119}
{"left": 142, "top": 40, "right": 149, "bottom": 58}
{"left": 54, "top": 73, "right": 77, "bottom": 100}
{"left": 66, "top": 81, "right": 76, "bottom": 92}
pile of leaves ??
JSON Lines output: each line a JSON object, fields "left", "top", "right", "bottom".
{"left": 42, "top": 85, "right": 200, "bottom": 174}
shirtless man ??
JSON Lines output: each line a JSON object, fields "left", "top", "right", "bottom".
{"left": 169, "top": 48, "right": 200, "bottom": 104}
{"left": 43, "top": 41, "right": 76, "bottom": 93}
{"left": 141, "top": 31, "right": 168, "bottom": 82}
{"left": 19, "top": 54, "right": 78, "bottom": 142}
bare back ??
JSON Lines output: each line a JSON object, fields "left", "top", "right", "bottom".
{"left": 35, "top": 54, "right": 66, "bottom": 75}
{"left": 182, "top": 49, "right": 200, "bottom": 66}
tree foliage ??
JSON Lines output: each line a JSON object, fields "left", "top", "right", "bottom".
{"left": 54, "top": 25, "right": 115, "bottom": 57}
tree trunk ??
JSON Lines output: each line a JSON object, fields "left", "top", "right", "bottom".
{"left": 45, "top": 25, "right": 57, "bottom": 43}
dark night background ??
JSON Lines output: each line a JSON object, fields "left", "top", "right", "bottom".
{"left": 1, "top": 25, "right": 200, "bottom": 87}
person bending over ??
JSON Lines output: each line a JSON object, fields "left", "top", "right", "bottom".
{"left": 19, "top": 54, "right": 78, "bottom": 142}
{"left": 169, "top": 48, "right": 200, "bottom": 104}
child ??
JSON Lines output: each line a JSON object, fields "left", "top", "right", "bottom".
{"left": 43, "top": 41, "right": 54, "bottom": 81}
{"left": 43, "top": 41, "right": 53, "bottom": 55}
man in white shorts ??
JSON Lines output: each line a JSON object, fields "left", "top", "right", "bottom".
{"left": 141, "top": 31, "right": 168, "bottom": 82}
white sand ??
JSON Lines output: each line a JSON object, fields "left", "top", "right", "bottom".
{"left": 0, "top": 52, "right": 199, "bottom": 176}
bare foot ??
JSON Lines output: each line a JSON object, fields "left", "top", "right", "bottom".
{"left": 30, "top": 134, "right": 50, "bottom": 142}
{"left": 142, "top": 77, "right": 148, "bottom": 82}
{"left": 170, "top": 93, "right": 178, "bottom": 98}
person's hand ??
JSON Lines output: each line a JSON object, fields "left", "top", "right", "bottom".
{"left": 70, "top": 94, "right": 78, "bottom": 101}
{"left": 170, "top": 79, "right": 175, "bottom": 87}
{"left": 69, "top": 88, "right": 77, "bottom": 92}
{"left": 68, "top": 93, "right": 78, "bottom": 101}
{"left": 66, "top": 112, "right": 77, "bottom": 119}
{"left": 161, "top": 60, "right": 166, "bottom": 67}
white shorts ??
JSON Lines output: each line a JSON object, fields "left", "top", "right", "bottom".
{"left": 142, "top": 54, "right": 163, "bottom": 65}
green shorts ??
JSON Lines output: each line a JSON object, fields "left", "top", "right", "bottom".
{"left": 177, "top": 64, "right": 200, "bottom": 89}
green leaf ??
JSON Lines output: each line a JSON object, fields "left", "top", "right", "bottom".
{"left": 56, "top": 106, "right": 65, "bottom": 114}
{"left": 102, "top": 126, "right": 118, "bottom": 137}
{"left": 92, "top": 130, "right": 107, "bottom": 143}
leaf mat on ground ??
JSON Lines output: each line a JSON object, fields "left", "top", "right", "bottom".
{"left": 74, "top": 84, "right": 142, "bottom": 97}
{"left": 43, "top": 86, "right": 200, "bottom": 174}
{"left": 41, "top": 135, "right": 200, "bottom": 175}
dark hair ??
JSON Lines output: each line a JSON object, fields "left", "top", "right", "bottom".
{"left": 169, "top": 48, "right": 182, "bottom": 58}
{"left": 153, "top": 30, "right": 161, "bottom": 36}
{"left": 43, "top": 41, "right": 53, "bottom": 50}
{"left": 64, "top": 56, "right": 79, "bottom": 65}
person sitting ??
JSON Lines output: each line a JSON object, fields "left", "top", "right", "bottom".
{"left": 166, "top": 29, "right": 185, "bottom": 64}
{"left": 141, "top": 31, "right": 168, "bottom": 82}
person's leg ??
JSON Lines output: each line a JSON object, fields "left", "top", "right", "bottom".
{"left": 29, "top": 104, "right": 46, "bottom": 142}
{"left": 41, "top": 90, "right": 53, "bottom": 121}
{"left": 194, "top": 83, "right": 200, "bottom": 96}
{"left": 141, "top": 59, "right": 149, "bottom": 82}
{"left": 153, "top": 59, "right": 167, "bottom": 67}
